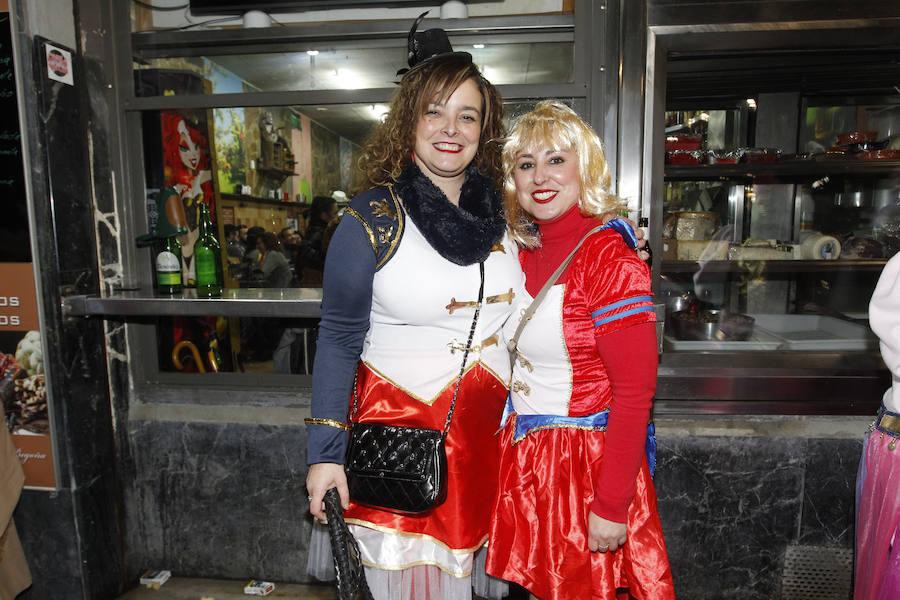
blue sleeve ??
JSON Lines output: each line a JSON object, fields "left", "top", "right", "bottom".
{"left": 306, "top": 214, "right": 375, "bottom": 465}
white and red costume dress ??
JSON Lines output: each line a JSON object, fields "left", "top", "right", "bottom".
{"left": 306, "top": 164, "right": 521, "bottom": 598}
{"left": 486, "top": 206, "right": 675, "bottom": 600}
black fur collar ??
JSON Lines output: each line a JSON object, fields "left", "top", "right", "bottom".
{"left": 394, "top": 163, "right": 505, "bottom": 266}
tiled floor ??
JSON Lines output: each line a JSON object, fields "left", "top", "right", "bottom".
{"left": 117, "top": 577, "right": 337, "bottom": 599}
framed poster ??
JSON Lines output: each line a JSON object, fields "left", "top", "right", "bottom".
{"left": 160, "top": 109, "right": 217, "bottom": 286}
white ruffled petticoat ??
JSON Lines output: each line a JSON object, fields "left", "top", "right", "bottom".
{"left": 307, "top": 520, "right": 509, "bottom": 600}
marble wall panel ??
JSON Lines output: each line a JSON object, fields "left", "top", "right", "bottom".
{"left": 654, "top": 434, "right": 862, "bottom": 600}
{"left": 15, "top": 490, "right": 81, "bottom": 600}
{"left": 124, "top": 421, "right": 312, "bottom": 582}
{"left": 799, "top": 437, "right": 862, "bottom": 547}
{"left": 656, "top": 436, "right": 805, "bottom": 600}
{"left": 113, "top": 422, "right": 866, "bottom": 599}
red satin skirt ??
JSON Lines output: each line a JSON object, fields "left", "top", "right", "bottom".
{"left": 345, "top": 362, "right": 507, "bottom": 552}
{"left": 486, "top": 421, "right": 675, "bottom": 600}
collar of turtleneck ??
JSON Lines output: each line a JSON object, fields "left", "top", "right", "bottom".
{"left": 522, "top": 204, "right": 601, "bottom": 296}
{"left": 535, "top": 203, "right": 597, "bottom": 247}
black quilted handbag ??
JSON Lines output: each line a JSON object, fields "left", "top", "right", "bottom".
{"left": 323, "top": 488, "right": 375, "bottom": 600}
{"left": 345, "top": 262, "right": 485, "bottom": 514}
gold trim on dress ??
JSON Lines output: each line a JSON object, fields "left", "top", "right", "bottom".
{"left": 558, "top": 282, "right": 575, "bottom": 415}
{"left": 360, "top": 557, "right": 471, "bottom": 578}
{"left": 448, "top": 332, "right": 501, "bottom": 355}
{"left": 343, "top": 207, "right": 377, "bottom": 253}
{"left": 481, "top": 333, "right": 499, "bottom": 350}
{"left": 345, "top": 518, "right": 488, "bottom": 556}
{"left": 446, "top": 290, "right": 515, "bottom": 315}
{"left": 486, "top": 288, "right": 515, "bottom": 305}
{"left": 361, "top": 360, "right": 483, "bottom": 406}
{"left": 369, "top": 197, "right": 397, "bottom": 220}
{"left": 512, "top": 381, "right": 531, "bottom": 396}
{"left": 478, "top": 360, "right": 507, "bottom": 387}
{"left": 445, "top": 297, "right": 479, "bottom": 315}
{"left": 376, "top": 224, "right": 395, "bottom": 245}
{"left": 880, "top": 414, "right": 900, "bottom": 436}
{"left": 303, "top": 418, "right": 350, "bottom": 431}
{"left": 514, "top": 350, "right": 534, "bottom": 373}
{"left": 511, "top": 422, "right": 607, "bottom": 445}
{"left": 378, "top": 184, "right": 405, "bottom": 270}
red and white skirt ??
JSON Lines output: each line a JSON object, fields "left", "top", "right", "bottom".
{"left": 486, "top": 420, "right": 675, "bottom": 600}
{"left": 344, "top": 361, "right": 507, "bottom": 577}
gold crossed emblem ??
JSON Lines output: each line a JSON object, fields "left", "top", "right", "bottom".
{"left": 447, "top": 333, "right": 500, "bottom": 355}
{"left": 512, "top": 381, "right": 531, "bottom": 396}
{"left": 370, "top": 199, "right": 396, "bottom": 219}
{"left": 515, "top": 351, "right": 534, "bottom": 373}
{"left": 445, "top": 288, "right": 515, "bottom": 314}
{"left": 491, "top": 242, "right": 506, "bottom": 254}
{"left": 376, "top": 225, "right": 394, "bottom": 244}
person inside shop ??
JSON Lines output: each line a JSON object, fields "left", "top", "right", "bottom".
{"left": 279, "top": 226, "right": 303, "bottom": 285}
{"left": 485, "top": 101, "right": 675, "bottom": 600}
{"left": 252, "top": 231, "right": 293, "bottom": 288}
{"left": 304, "top": 15, "right": 521, "bottom": 599}
{"left": 223, "top": 224, "right": 247, "bottom": 281}
{"left": 224, "top": 224, "right": 246, "bottom": 261}
{"left": 279, "top": 225, "right": 302, "bottom": 253}
{"left": 855, "top": 250, "right": 900, "bottom": 600}
{"left": 242, "top": 226, "right": 266, "bottom": 267}
{"left": 299, "top": 195, "right": 339, "bottom": 286}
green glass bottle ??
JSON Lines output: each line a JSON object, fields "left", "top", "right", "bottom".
{"left": 193, "top": 201, "right": 223, "bottom": 297}
{"left": 155, "top": 236, "right": 183, "bottom": 295}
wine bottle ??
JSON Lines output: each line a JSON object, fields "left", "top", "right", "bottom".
{"left": 155, "top": 236, "right": 183, "bottom": 295}
{"left": 193, "top": 201, "right": 223, "bottom": 297}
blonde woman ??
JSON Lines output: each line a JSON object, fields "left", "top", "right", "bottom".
{"left": 487, "top": 101, "right": 675, "bottom": 600}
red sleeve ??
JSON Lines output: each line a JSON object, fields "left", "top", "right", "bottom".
{"left": 574, "top": 233, "right": 655, "bottom": 336}
{"left": 590, "top": 322, "right": 657, "bottom": 522}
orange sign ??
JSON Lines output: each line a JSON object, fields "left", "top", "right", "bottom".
{"left": 0, "top": 263, "right": 39, "bottom": 331}
{"left": 12, "top": 432, "right": 55, "bottom": 489}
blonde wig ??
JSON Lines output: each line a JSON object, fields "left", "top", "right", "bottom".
{"left": 358, "top": 55, "right": 504, "bottom": 189}
{"left": 502, "top": 100, "right": 623, "bottom": 247}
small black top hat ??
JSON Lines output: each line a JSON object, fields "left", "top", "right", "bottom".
{"left": 397, "top": 11, "right": 472, "bottom": 77}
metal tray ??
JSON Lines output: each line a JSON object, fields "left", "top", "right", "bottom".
{"left": 664, "top": 327, "right": 784, "bottom": 351}
{"left": 750, "top": 314, "right": 878, "bottom": 351}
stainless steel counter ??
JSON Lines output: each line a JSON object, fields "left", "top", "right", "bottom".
{"left": 63, "top": 287, "right": 323, "bottom": 318}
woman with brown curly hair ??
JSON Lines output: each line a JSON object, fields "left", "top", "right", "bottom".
{"left": 304, "top": 17, "right": 519, "bottom": 600}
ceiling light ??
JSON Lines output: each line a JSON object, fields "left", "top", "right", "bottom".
{"left": 746, "top": 98, "right": 757, "bottom": 110}
{"left": 306, "top": 50, "right": 319, "bottom": 56}
{"left": 371, "top": 104, "right": 389, "bottom": 121}
{"left": 473, "top": 44, "right": 485, "bottom": 49}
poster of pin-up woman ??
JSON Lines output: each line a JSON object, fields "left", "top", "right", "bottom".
{"left": 161, "top": 110, "right": 216, "bottom": 285}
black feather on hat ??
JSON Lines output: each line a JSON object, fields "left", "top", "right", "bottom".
{"left": 396, "top": 11, "right": 472, "bottom": 77}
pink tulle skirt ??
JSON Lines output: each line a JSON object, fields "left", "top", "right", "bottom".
{"left": 855, "top": 428, "right": 900, "bottom": 600}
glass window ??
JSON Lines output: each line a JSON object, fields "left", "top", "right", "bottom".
{"left": 133, "top": 41, "right": 575, "bottom": 96}
{"left": 137, "top": 97, "right": 568, "bottom": 376}
{"left": 661, "top": 104, "right": 897, "bottom": 354}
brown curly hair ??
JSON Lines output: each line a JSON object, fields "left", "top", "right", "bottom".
{"left": 359, "top": 55, "right": 504, "bottom": 189}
